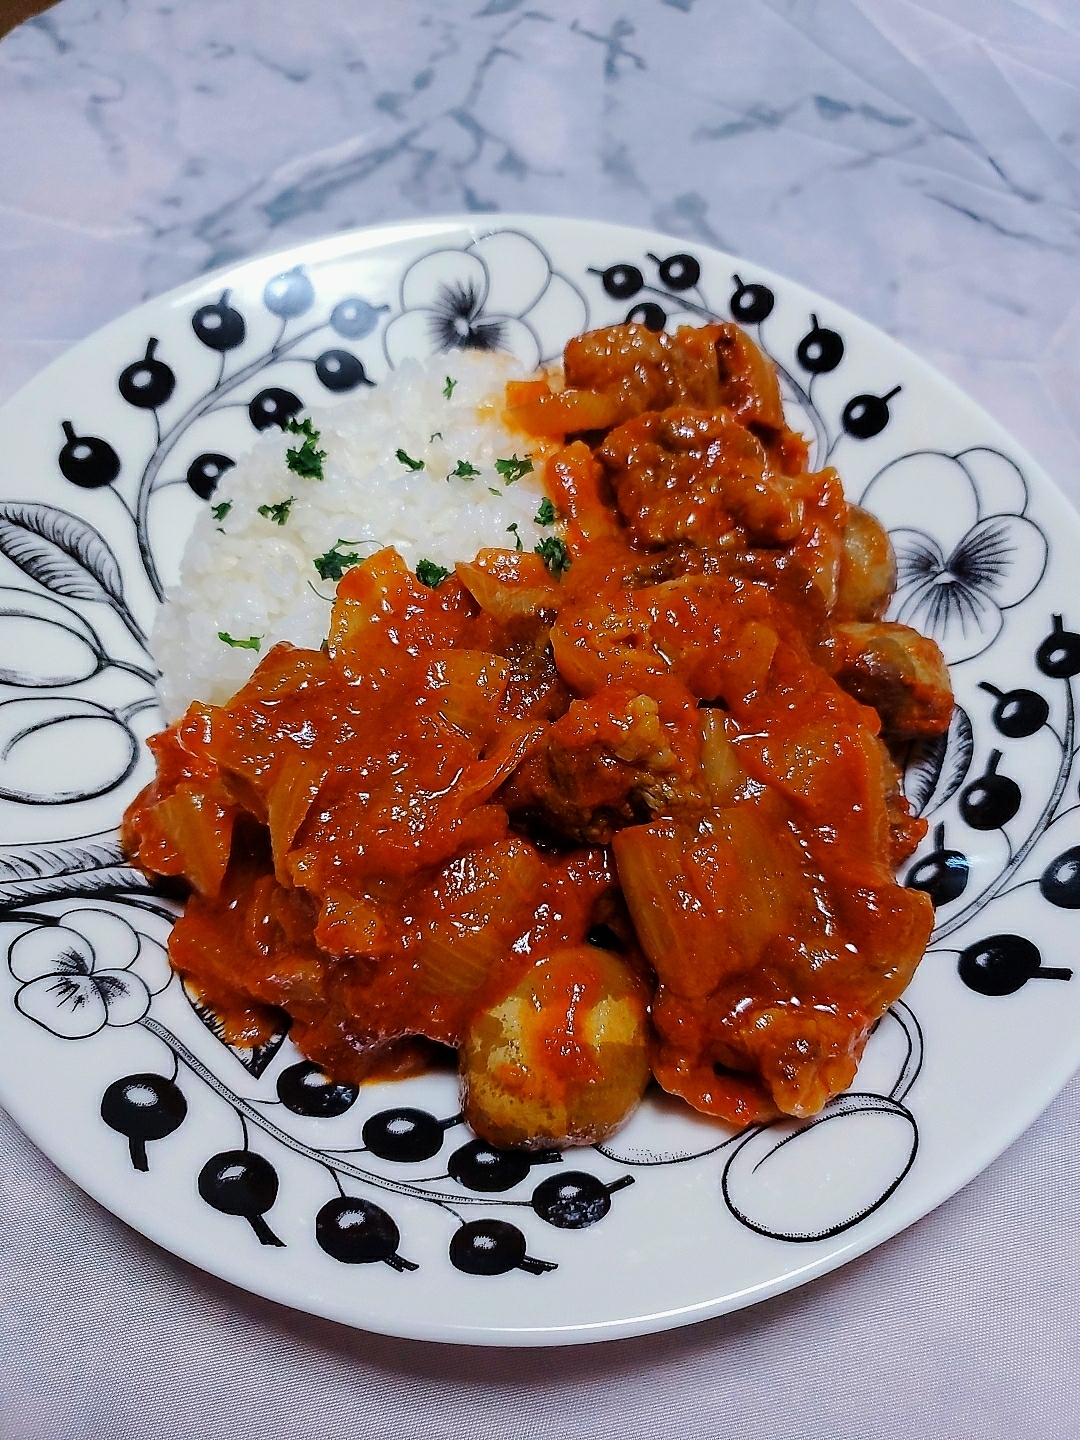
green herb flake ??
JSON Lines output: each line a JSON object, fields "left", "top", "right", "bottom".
{"left": 416, "top": 558, "right": 451, "bottom": 589}
{"left": 443, "top": 376, "right": 458, "bottom": 399}
{"left": 450, "top": 459, "right": 480, "bottom": 481}
{"left": 430, "top": 431, "right": 443, "bottom": 442}
{"left": 534, "top": 536, "right": 571, "bottom": 577}
{"left": 313, "top": 538, "right": 364, "bottom": 582}
{"left": 257, "top": 495, "right": 296, "bottom": 526}
{"left": 506, "top": 522, "right": 524, "bottom": 552}
{"left": 488, "top": 487, "right": 501, "bottom": 497}
{"left": 284, "top": 417, "right": 327, "bottom": 481}
{"left": 210, "top": 501, "right": 232, "bottom": 522}
{"left": 396, "top": 447, "right": 425, "bottom": 472}
{"left": 534, "top": 497, "right": 556, "bottom": 526}
{"left": 495, "top": 454, "right": 533, "bottom": 485}
{"left": 218, "top": 631, "right": 261, "bottom": 651}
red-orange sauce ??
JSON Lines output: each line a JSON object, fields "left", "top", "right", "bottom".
{"left": 124, "top": 321, "right": 951, "bottom": 1130}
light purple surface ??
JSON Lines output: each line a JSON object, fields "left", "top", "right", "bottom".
{"left": 1, "top": 2, "right": 1079, "bottom": 1435}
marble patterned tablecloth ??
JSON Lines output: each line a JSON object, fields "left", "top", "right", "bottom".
{"left": 2, "top": 2, "right": 1079, "bottom": 1437}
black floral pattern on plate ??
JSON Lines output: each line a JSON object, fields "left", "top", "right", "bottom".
{"left": 0, "top": 225, "right": 1073, "bottom": 1278}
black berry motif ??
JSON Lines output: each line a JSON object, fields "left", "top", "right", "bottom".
{"left": 599, "top": 263, "right": 644, "bottom": 300}
{"left": 531, "top": 1171, "right": 634, "bottom": 1229}
{"left": 1036, "top": 615, "right": 1080, "bottom": 678}
{"left": 449, "top": 1220, "right": 557, "bottom": 1276}
{"left": 248, "top": 388, "right": 303, "bottom": 431}
{"left": 979, "top": 681, "right": 1048, "bottom": 739}
{"left": 906, "top": 822, "right": 969, "bottom": 907}
{"left": 198, "top": 1149, "right": 284, "bottom": 1246}
{"left": 729, "top": 274, "right": 775, "bottom": 325}
{"left": 655, "top": 252, "right": 700, "bottom": 291}
{"left": 263, "top": 265, "right": 315, "bottom": 320}
{"left": 191, "top": 291, "right": 246, "bottom": 352}
{"left": 330, "top": 297, "right": 386, "bottom": 339}
{"left": 958, "top": 934, "right": 1071, "bottom": 997}
{"left": 50, "top": 260, "right": 396, "bottom": 604}
{"left": 1040, "top": 847, "right": 1080, "bottom": 909}
{"left": 925, "top": 607, "right": 1080, "bottom": 977}
{"left": 100, "top": 1073, "right": 187, "bottom": 1171}
{"left": 362, "top": 1107, "right": 461, "bottom": 1163}
{"left": 841, "top": 387, "right": 901, "bottom": 440}
{"left": 276, "top": 1060, "right": 358, "bottom": 1117}
{"left": 959, "top": 750, "right": 1021, "bottom": 831}
{"left": 796, "top": 314, "right": 844, "bottom": 374}
{"left": 185, "top": 452, "right": 234, "bottom": 501}
{"left": 314, "top": 349, "right": 373, "bottom": 393}
{"left": 118, "top": 339, "right": 175, "bottom": 410}
{"left": 448, "top": 1138, "right": 561, "bottom": 1194}
{"left": 315, "top": 1196, "right": 418, "bottom": 1270}
{"left": 58, "top": 422, "right": 120, "bottom": 488}
{"left": 626, "top": 302, "right": 666, "bottom": 332}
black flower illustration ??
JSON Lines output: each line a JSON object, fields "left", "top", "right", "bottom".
{"left": 861, "top": 447, "right": 1047, "bottom": 664}
{"left": 9, "top": 908, "right": 170, "bottom": 1039}
{"left": 384, "top": 231, "right": 587, "bottom": 370}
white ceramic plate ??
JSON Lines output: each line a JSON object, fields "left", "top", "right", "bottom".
{"left": 2, "top": 215, "right": 1079, "bottom": 1347}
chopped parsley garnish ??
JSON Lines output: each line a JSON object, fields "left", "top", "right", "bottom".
{"left": 506, "top": 522, "right": 523, "bottom": 552}
{"left": 488, "top": 487, "right": 501, "bottom": 497}
{"left": 416, "top": 558, "right": 451, "bottom": 588}
{"left": 450, "top": 459, "right": 480, "bottom": 480}
{"left": 218, "top": 631, "right": 261, "bottom": 651}
{"left": 396, "top": 447, "right": 424, "bottom": 472}
{"left": 257, "top": 496, "right": 296, "bottom": 526}
{"left": 210, "top": 501, "right": 232, "bottom": 522}
{"left": 534, "top": 536, "right": 571, "bottom": 576}
{"left": 313, "top": 538, "right": 363, "bottom": 582}
{"left": 285, "top": 416, "right": 326, "bottom": 480}
{"left": 443, "top": 375, "right": 457, "bottom": 399}
{"left": 534, "top": 497, "right": 556, "bottom": 526}
{"left": 430, "top": 431, "right": 443, "bottom": 442}
{"left": 495, "top": 454, "right": 533, "bottom": 484}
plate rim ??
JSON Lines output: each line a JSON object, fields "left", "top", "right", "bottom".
{"left": 2, "top": 211, "right": 1079, "bottom": 1346}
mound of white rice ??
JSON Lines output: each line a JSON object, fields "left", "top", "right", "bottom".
{"left": 152, "top": 352, "right": 556, "bottom": 719}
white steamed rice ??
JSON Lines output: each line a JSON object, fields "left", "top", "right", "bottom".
{"left": 152, "top": 352, "right": 555, "bottom": 719}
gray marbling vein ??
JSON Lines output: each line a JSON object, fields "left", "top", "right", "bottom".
{"left": 1, "top": 0, "right": 1079, "bottom": 504}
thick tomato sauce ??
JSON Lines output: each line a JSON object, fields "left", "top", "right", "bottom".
{"left": 124, "top": 321, "right": 950, "bottom": 1133}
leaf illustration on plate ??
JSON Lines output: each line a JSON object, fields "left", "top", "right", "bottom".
{"left": 0, "top": 585, "right": 106, "bottom": 688}
{"left": 721, "top": 1093, "right": 918, "bottom": 1243}
{"left": 0, "top": 696, "right": 140, "bottom": 805}
{"left": 183, "top": 979, "right": 290, "bottom": 1078}
{"left": 901, "top": 704, "right": 973, "bottom": 817}
{"left": 0, "top": 829, "right": 151, "bottom": 905}
{"left": 0, "top": 502, "right": 145, "bottom": 643}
